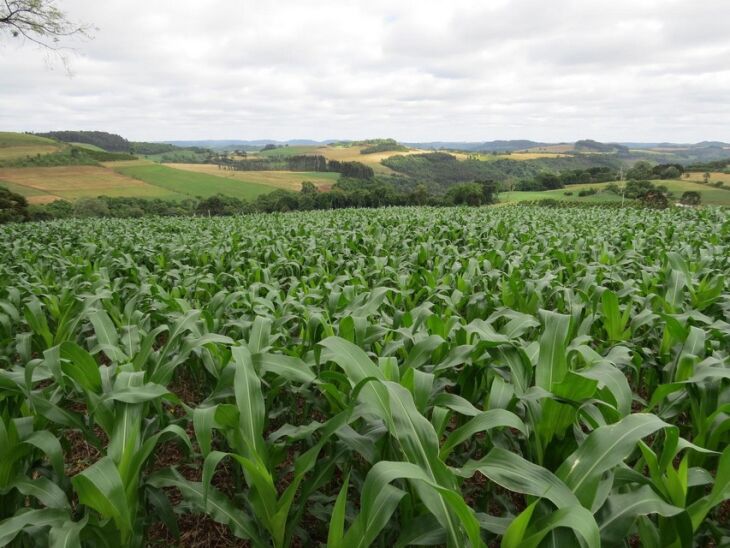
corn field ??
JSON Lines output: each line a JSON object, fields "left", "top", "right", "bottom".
{"left": 0, "top": 206, "right": 729, "bottom": 547}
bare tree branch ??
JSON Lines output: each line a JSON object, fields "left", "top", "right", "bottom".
{"left": 0, "top": 0, "right": 92, "bottom": 50}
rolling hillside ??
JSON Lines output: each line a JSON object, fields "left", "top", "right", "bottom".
{"left": 1, "top": 131, "right": 729, "bottom": 207}
{"left": 112, "top": 163, "right": 275, "bottom": 200}
{"left": 0, "top": 166, "right": 186, "bottom": 203}
{"left": 500, "top": 179, "right": 730, "bottom": 206}
{"left": 0, "top": 132, "right": 61, "bottom": 161}
{"left": 250, "top": 144, "right": 430, "bottom": 174}
{"left": 168, "top": 164, "right": 339, "bottom": 191}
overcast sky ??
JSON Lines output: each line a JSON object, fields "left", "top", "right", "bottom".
{"left": 1, "top": 0, "right": 729, "bottom": 142}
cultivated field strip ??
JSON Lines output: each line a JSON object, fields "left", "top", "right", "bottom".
{"left": 0, "top": 166, "right": 181, "bottom": 202}
{"left": 0, "top": 206, "right": 728, "bottom": 547}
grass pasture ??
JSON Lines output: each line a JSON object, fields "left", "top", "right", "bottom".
{"left": 70, "top": 142, "right": 106, "bottom": 152}
{"left": 0, "top": 132, "right": 58, "bottom": 148}
{"left": 0, "top": 145, "right": 61, "bottom": 161}
{"left": 654, "top": 178, "right": 730, "bottom": 205}
{"left": 0, "top": 131, "right": 62, "bottom": 161}
{"left": 255, "top": 145, "right": 320, "bottom": 158}
{"left": 169, "top": 163, "right": 340, "bottom": 191}
{"left": 505, "top": 151, "right": 571, "bottom": 160}
{"left": 101, "top": 160, "right": 154, "bottom": 168}
{"left": 501, "top": 179, "right": 730, "bottom": 206}
{"left": 142, "top": 150, "right": 210, "bottom": 163}
{"left": 252, "top": 144, "right": 450, "bottom": 174}
{"left": 114, "top": 163, "right": 274, "bottom": 200}
{"left": 523, "top": 143, "right": 575, "bottom": 153}
{"left": 316, "top": 145, "right": 429, "bottom": 174}
{"left": 0, "top": 166, "right": 183, "bottom": 203}
{"left": 685, "top": 171, "right": 730, "bottom": 185}
{"left": 500, "top": 182, "right": 623, "bottom": 204}
{"left": 460, "top": 151, "right": 572, "bottom": 161}
{"left": 0, "top": 179, "right": 59, "bottom": 203}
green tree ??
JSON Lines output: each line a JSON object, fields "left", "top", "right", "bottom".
{"left": 0, "top": 186, "right": 29, "bottom": 223}
{"left": 624, "top": 180, "right": 656, "bottom": 199}
{"left": 680, "top": 191, "right": 701, "bottom": 205}
{"left": 535, "top": 172, "right": 562, "bottom": 190}
{"left": 605, "top": 183, "right": 621, "bottom": 195}
{"left": 626, "top": 161, "right": 653, "bottom": 181}
{"left": 446, "top": 182, "right": 484, "bottom": 206}
{"left": 409, "top": 184, "right": 430, "bottom": 205}
{"left": 73, "top": 197, "right": 110, "bottom": 218}
{"left": 478, "top": 179, "right": 498, "bottom": 203}
{"left": 300, "top": 181, "right": 317, "bottom": 194}
{"left": 641, "top": 190, "right": 669, "bottom": 209}
{"left": 662, "top": 166, "right": 681, "bottom": 179}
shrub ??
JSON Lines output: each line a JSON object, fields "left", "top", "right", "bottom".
{"left": 445, "top": 182, "right": 486, "bottom": 206}
{"left": 606, "top": 183, "right": 621, "bottom": 195}
{"left": 0, "top": 186, "right": 29, "bottom": 223}
{"left": 680, "top": 191, "right": 701, "bottom": 205}
{"left": 641, "top": 190, "right": 669, "bottom": 209}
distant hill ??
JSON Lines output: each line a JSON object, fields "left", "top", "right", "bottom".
{"left": 405, "top": 140, "right": 551, "bottom": 152}
{"left": 694, "top": 141, "right": 730, "bottom": 148}
{"left": 574, "top": 139, "right": 629, "bottom": 154}
{"left": 619, "top": 141, "right": 730, "bottom": 149}
{"left": 163, "top": 139, "right": 337, "bottom": 150}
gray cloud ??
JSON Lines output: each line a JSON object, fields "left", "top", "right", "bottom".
{"left": 1, "top": 0, "right": 729, "bottom": 142}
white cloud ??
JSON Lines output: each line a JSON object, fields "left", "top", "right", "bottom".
{"left": 1, "top": 0, "right": 729, "bottom": 142}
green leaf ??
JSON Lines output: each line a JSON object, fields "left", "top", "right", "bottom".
{"left": 88, "top": 308, "right": 127, "bottom": 362}
{"left": 232, "top": 345, "right": 267, "bottom": 460}
{"left": 596, "top": 485, "right": 683, "bottom": 545}
{"left": 148, "top": 468, "right": 262, "bottom": 544}
{"left": 10, "top": 476, "right": 69, "bottom": 509}
{"left": 24, "top": 298, "right": 53, "bottom": 349}
{"left": 72, "top": 456, "right": 132, "bottom": 538}
{"left": 253, "top": 352, "right": 315, "bottom": 384}
{"left": 319, "top": 336, "right": 384, "bottom": 382}
{"left": 327, "top": 472, "right": 350, "bottom": 548}
{"left": 440, "top": 410, "right": 527, "bottom": 459}
{"left": 60, "top": 341, "right": 102, "bottom": 393}
{"left": 535, "top": 310, "right": 571, "bottom": 391}
{"left": 24, "top": 430, "right": 65, "bottom": 477}
{"left": 343, "top": 460, "right": 482, "bottom": 548}
{"left": 601, "top": 290, "right": 630, "bottom": 341}
{"left": 0, "top": 508, "right": 68, "bottom": 546}
{"left": 248, "top": 316, "right": 272, "bottom": 353}
{"left": 403, "top": 335, "right": 444, "bottom": 370}
{"left": 458, "top": 447, "right": 579, "bottom": 508}
{"left": 49, "top": 517, "right": 87, "bottom": 548}
{"left": 519, "top": 504, "right": 600, "bottom": 548}
{"left": 687, "top": 446, "right": 730, "bottom": 531}
{"left": 557, "top": 414, "right": 669, "bottom": 507}
{"left": 502, "top": 499, "right": 537, "bottom": 548}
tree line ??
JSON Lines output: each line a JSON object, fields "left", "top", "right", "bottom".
{"left": 360, "top": 139, "right": 408, "bottom": 154}
{"left": 515, "top": 162, "right": 687, "bottom": 192}
{"left": 0, "top": 147, "right": 136, "bottom": 168}
{"left": 215, "top": 155, "right": 375, "bottom": 179}
{"left": 0, "top": 180, "right": 499, "bottom": 224}
{"left": 381, "top": 152, "right": 622, "bottom": 191}
{"left": 35, "top": 131, "right": 130, "bottom": 152}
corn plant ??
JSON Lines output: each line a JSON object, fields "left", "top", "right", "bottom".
{"left": 0, "top": 205, "right": 728, "bottom": 547}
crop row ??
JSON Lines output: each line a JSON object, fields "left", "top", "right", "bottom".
{"left": 0, "top": 206, "right": 728, "bottom": 547}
